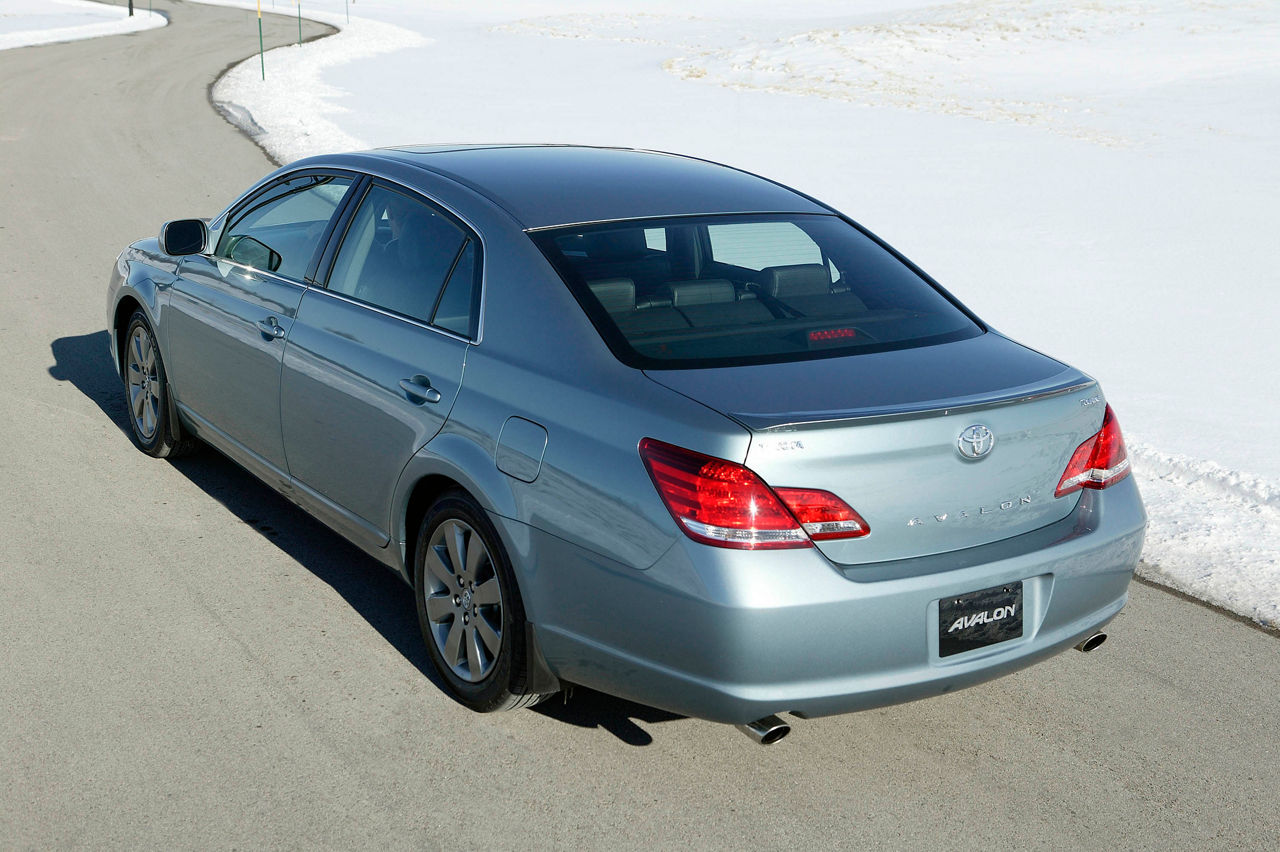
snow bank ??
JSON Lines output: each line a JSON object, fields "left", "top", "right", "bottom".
{"left": 1132, "top": 446, "right": 1280, "bottom": 629}
{"left": 0, "top": 0, "right": 165, "bottom": 51}
{"left": 209, "top": 2, "right": 426, "bottom": 164}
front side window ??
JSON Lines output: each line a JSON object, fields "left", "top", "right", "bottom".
{"left": 326, "top": 184, "right": 479, "bottom": 334}
{"left": 531, "top": 214, "right": 983, "bottom": 369}
{"left": 216, "top": 174, "right": 353, "bottom": 280}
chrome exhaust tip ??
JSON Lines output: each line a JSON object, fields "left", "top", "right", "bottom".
{"left": 1074, "top": 631, "right": 1107, "bottom": 653}
{"left": 735, "top": 714, "right": 791, "bottom": 745}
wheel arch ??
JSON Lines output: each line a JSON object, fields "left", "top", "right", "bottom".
{"left": 396, "top": 455, "right": 562, "bottom": 697}
{"left": 401, "top": 473, "right": 467, "bottom": 584}
{"left": 112, "top": 295, "right": 146, "bottom": 375}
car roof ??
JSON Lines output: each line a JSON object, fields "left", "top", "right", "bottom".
{"left": 362, "top": 144, "right": 833, "bottom": 230}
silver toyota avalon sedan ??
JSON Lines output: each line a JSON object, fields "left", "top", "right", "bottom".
{"left": 108, "top": 145, "right": 1146, "bottom": 743}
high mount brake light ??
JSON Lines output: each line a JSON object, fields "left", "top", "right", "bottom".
{"left": 638, "top": 438, "right": 869, "bottom": 549}
{"left": 1055, "top": 404, "right": 1131, "bottom": 498}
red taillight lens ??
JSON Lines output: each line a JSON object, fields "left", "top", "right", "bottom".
{"left": 1055, "top": 404, "right": 1132, "bottom": 498}
{"left": 639, "top": 438, "right": 807, "bottom": 549}
{"left": 774, "top": 488, "right": 870, "bottom": 540}
{"left": 639, "top": 438, "right": 869, "bottom": 549}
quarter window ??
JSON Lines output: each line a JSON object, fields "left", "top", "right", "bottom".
{"left": 430, "top": 239, "right": 478, "bottom": 337}
{"left": 327, "top": 184, "right": 479, "bottom": 334}
{"left": 216, "top": 174, "right": 353, "bottom": 280}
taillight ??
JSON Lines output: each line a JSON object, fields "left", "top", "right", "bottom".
{"left": 638, "top": 438, "right": 868, "bottom": 549}
{"left": 773, "top": 488, "right": 869, "bottom": 541}
{"left": 1055, "top": 404, "right": 1131, "bottom": 498}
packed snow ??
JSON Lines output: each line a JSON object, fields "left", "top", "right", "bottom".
{"left": 0, "top": 0, "right": 164, "bottom": 51}
{"left": 9, "top": 0, "right": 1278, "bottom": 628}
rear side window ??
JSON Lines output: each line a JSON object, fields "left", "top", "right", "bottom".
{"left": 531, "top": 213, "right": 982, "bottom": 369}
{"left": 326, "top": 184, "right": 480, "bottom": 335}
{"left": 216, "top": 174, "right": 353, "bottom": 281}
{"left": 707, "top": 222, "right": 822, "bottom": 270}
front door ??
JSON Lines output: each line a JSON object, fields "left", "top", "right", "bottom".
{"left": 163, "top": 173, "right": 355, "bottom": 483}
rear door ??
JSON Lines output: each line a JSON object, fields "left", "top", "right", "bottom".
{"left": 164, "top": 172, "right": 355, "bottom": 481}
{"left": 280, "top": 181, "right": 481, "bottom": 546}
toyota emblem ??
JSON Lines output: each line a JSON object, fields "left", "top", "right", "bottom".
{"left": 957, "top": 424, "right": 995, "bottom": 460}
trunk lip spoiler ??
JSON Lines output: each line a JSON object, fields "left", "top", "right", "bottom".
{"left": 737, "top": 378, "right": 1098, "bottom": 433}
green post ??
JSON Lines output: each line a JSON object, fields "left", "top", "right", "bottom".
{"left": 297, "top": 2, "right": 302, "bottom": 47}
{"left": 258, "top": 4, "right": 265, "bottom": 80}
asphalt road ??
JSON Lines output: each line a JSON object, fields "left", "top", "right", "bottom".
{"left": 1, "top": 2, "right": 1277, "bottom": 849}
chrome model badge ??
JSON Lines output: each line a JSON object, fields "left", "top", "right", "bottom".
{"left": 957, "top": 424, "right": 995, "bottom": 459}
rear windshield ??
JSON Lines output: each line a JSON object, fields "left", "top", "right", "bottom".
{"left": 530, "top": 214, "right": 983, "bottom": 369}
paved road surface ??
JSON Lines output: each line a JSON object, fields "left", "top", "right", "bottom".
{"left": 0, "top": 2, "right": 1276, "bottom": 848}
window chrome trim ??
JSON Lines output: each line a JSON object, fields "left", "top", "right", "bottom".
{"left": 187, "top": 254, "right": 313, "bottom": 292}
{"left": 523, "top": 211, "right": 839, "bottom": 233}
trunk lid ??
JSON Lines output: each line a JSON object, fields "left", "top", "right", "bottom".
{"left": 645, "top": 333, "right": 1105, "bottom": 565}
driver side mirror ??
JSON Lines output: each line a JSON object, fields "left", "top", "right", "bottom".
{"left": 160, "top": 219, "right": 207, "bottom": 256}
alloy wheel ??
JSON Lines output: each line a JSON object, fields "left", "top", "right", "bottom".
{"left": 126, "top": 325, "right": 160, "bottom": 440}
{"left": 422, "top": 519, "right": 504, "bottom": 682}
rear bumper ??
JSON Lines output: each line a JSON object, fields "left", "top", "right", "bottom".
{"left": 503, "top": 476, "right": 1146, "bottom": 724}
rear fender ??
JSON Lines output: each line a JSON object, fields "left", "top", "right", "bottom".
{"left": 388, "top": 425, "right": 521, "bottom": 583}
{"left": 390, "top": 430, "right": 561, "bottom": 693}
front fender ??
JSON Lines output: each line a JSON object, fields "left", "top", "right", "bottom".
{"left": 106, "top": 239, "right": 179, "bottom": 377}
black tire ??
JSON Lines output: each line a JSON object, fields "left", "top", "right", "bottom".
{"left": 121, "top": 310, "right": 197, "bottom": 458}
{"left": 414, "top": 491, "right": 550, "bottom": 712}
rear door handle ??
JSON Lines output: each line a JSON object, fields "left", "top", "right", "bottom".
{"left": 257, "top": 317, "right": 286, "bottom": 339}
{"left": 399, "top": 375, "right": 443, "bottom": 404}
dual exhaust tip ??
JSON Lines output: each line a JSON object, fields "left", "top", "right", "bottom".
{"left": 736, "top": 631, "right": 1108, "bottom": 745}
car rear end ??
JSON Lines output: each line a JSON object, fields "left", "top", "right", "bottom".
{"left": 623, "top": 372, "right": 1144, "bottom": 723}
{"left": 526, "top": 209, "right": 1146, "bottom": 724}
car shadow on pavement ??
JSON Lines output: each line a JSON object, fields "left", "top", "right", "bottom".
{"left": 50, "top": 329, "right": 689, "bottom": 746}
{"left": 532, "top": 687, "right": 684, "bottom": 746}
{"left": 52, "top": 331, "right": 446, "bottom": 689}
{"left": 49, "top": 330, "right": 131, "bottom": 433}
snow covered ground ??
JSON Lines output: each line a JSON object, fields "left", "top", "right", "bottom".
{"left": 0, "top": 0, "right": 163, "bottom": 51}
{"left": 9, "top": 0, "right": 1278, "bottom": 628}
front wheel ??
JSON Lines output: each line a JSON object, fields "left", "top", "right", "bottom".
{"left": 122, "top": 310, "right": 196, "bottom": 458}
{"left": 414, "top": 491, "right": 550, "bottom": 712}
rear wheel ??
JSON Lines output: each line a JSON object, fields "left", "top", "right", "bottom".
{"left": 122, "top": 310, "right": 196, "bottom": 458}
{"left": 414, "top": 491, "right": 549, "bottom": 712}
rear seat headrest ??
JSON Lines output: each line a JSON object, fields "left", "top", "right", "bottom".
{"left": 663, "top": 279, "right": 736, "bottom": 306}
{"left": 583, "top": 229, "right": 649, "bottom": 261}
{"left": 587, "top": 277, "right": 636, "bottom": 313}
{"left": 760, "top": 264, "right": 831, "bottom": 298}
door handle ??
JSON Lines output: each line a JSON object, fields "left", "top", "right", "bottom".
{"left": 399, "top": 376, "right": 443, "bottom": 404}
{"left": 257, "top": 317, "right": 286, "bottom": 339}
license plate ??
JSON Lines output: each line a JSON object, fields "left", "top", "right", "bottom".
{"left": 939, "top": 581, "right": 1023, "bottom": 658}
